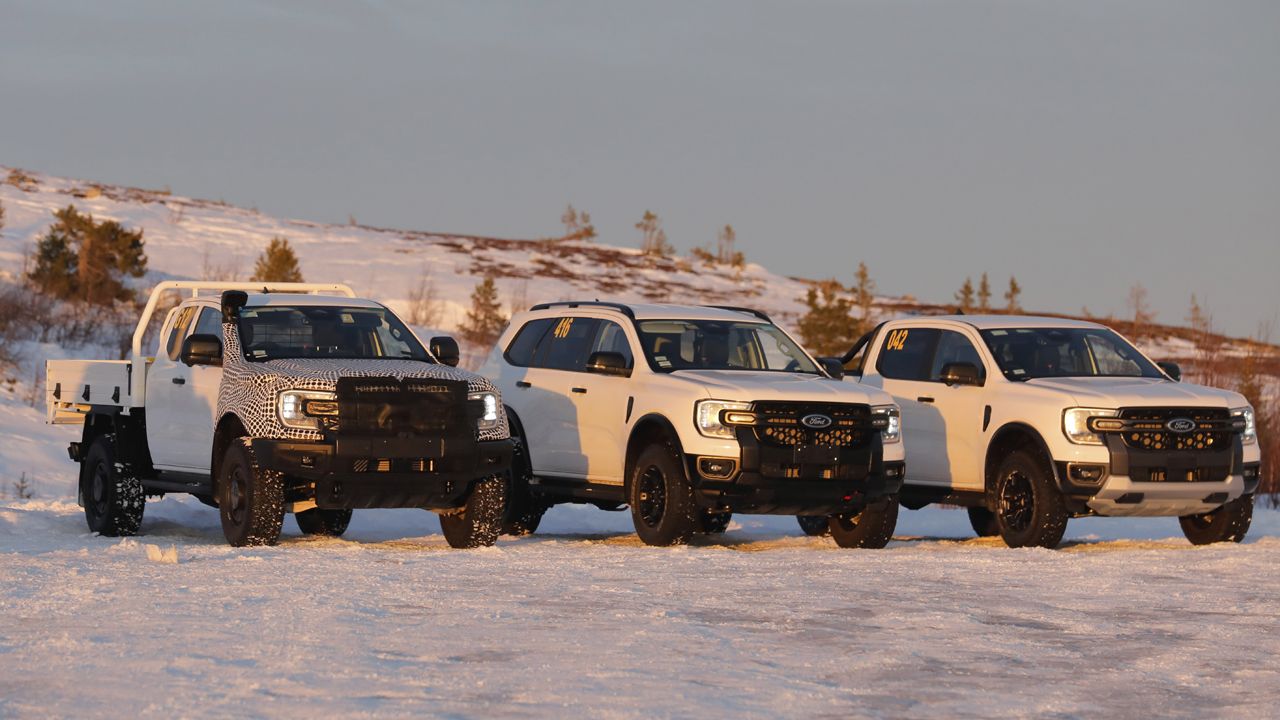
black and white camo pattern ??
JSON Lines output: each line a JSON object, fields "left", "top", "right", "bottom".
{"left": 216, "top": 322, "right": 509, "bottom": 442}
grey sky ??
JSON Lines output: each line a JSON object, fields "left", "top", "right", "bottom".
{"left": 2, "top": 0, "right": 1277, "bottom": 337}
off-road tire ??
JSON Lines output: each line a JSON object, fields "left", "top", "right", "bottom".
{"left": 698, "top": 510, "right": 732, "bottom": 534}
{"left": 628, "top": 443, "right": 697, "bottom": 546}
{"left": 967, "top": 506, "right": 1000, "bottom": 537}
{"left": 218, "top": 439, "right": 285, "bottom": 547}
{"left": 829, "top": 496, "right": 899, "bottom": 549}
{"left": 1179, "top": 494, "right": 1254, "bottom": 545}
{"left": 296, "top": 508, "right": 353, "bottom": 537}
{"left": 992, "top": 449, "right": 1068, "bottom": 549}
{"left": 796, "top": 515, "right": 831, "bottom": 537}
{"left": 81, "top": 436, "right": 145, "bottom": 537}
{"left": 502, "top": 433, "right": 547, "bottom": 536}
{"left": 440, "top": 475, "right": 507, "bottom": 548}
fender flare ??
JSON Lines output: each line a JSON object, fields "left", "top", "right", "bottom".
{"left": 624, "top": 413, "right": 688, "bottom": 494}
{"left": 983, "top": 421, "right": 1060, "bottom": 497}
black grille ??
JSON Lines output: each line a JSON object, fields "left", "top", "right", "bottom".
{"left": 335, "top": 376, "right": 472, "bottom": 437}
{"left": 1117, "top": 407, "right": 1232, "bottom": 452}
{"left": 752, "top": 402, "right": 873, "bottom": 449}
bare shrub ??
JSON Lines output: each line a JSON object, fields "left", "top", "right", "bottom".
{"left": 406, "top": 270, "right": 445, "bottom": 328}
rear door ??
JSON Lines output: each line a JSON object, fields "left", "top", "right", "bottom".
{"left": 861, "top": 326, "right": 950, "bottom": 486}
{"left": 527, "top": 317, "right": 602, "bottom": 477}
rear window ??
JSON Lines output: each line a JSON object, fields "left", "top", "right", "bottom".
{"left": 875, "top": 327, "right": 940, "bottom": 381}
{"left": 504, "top": 318, "right": 555, "bottom": 367}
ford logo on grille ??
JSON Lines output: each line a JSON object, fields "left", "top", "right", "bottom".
{"left": 1166, "top": 418, "right": 1196, "bottom": 434}
{"left": 801, "top": 414, "right": 833, "bottom": 429}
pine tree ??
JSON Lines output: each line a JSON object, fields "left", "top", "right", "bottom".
{"left": 28, "top": 205, "right": 147, "bottom": 305}
{"left": 458, "top": 277, "right": 508, "bottom": 349}
{"left": 797, "top": 280, "right": 856, "bottom": 357}
{"left": 636, "top": 210, "right": 673, "bottom": 257}
{"left": 716, "top": 224, "right": 743, "bottom": 266}
{"left": 561, "top": 204, "right": 596, "bottom": 242}
{"left": 251, "top": 237, "right": 304, "bottom": 283}
{"left": 977, "top": 273, "right": 991, "bottom": 312}
{"left": 955, "top": 277, "right": 975, "bottom": 313}
{"left": 1004, "top": 276, "right": 1022, "bottom": 312}
{"left": 852, "top": 261, "right": 875, "bottom": 334}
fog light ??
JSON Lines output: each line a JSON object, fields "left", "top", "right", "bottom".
{"left": 1068, "top": 463, "right": 1107, "bottom": 485}
{"left": 698, "top": 457, "right": 738, "bottom": 479}
{"left": 1243, "top": 466, "right": 1260, "bottom": 480}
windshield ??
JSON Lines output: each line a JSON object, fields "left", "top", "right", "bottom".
{"left": 636, "top": 320, "right": 820, "bottom": 374}
{"left": 237, "top": 305, "right": 431, "bottom": 362}
{"left": 980, "top": 327, "right": 1161, "bottom": 381}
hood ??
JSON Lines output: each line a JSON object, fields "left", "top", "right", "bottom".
{"left": 1023, "top": 376, "right": 1247, "bottom": 409}
{"left": 250, "top": 358, "right": 497, "bottom": 393}
{"left": 669, "top": 369, "right": 894, "bottom": 405}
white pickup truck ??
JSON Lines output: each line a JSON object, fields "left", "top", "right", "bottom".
{"left": 48, "top": 281, "right": 514, "bottom": 548}
{"left": 838, "top": 314, "right": 1261, "bottom": 548}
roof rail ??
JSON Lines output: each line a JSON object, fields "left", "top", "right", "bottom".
{"left": 704, "top": 305, "right": 771, "bottom": 322}
{"left": 529, "top": 301, "right": 636, "bottom": 319}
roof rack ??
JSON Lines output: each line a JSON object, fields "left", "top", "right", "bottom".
{"left": 529, "top": 301, "right": 636, "bottom": 319}
{"left": 704, "top": 305, "right": 771, "bottom": 322}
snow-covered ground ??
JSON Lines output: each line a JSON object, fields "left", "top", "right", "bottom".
{"left": 3, "top": 497, "right": 1279, "bottom": 719}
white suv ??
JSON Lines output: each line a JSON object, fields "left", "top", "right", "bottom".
{"left": 479, "top": 302, "right": 906, "bottom": 547}
{"left": 849, "top": 314, "right": 1261, "bottom": 547}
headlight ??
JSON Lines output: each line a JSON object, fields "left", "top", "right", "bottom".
{"left": 1062, "top": 407, "right": 1118, "bottom": 445}
{"left": 873, "top": 404, "right": 901, "bottom": 443}
{"left": 470, "top": 391, "right": 500, "bottom": 431}
{"left": 1233, "top": 406, "right": 1256, "bottom": 444}
{"left": 278, "top": 390, "right": 338, "bottom": 430}
{"left": 695, "top": 399, "right": 751, "bottom": 439}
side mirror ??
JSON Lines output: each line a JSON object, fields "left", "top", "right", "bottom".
{"left": 585, "top": 351, "right": 631, "bottom": 377}
{"left": 181, "top": 334, "right": 223, "bottom": 367}
{"left": 940, "top": 361, "right": 983, "bottom": 387}
{"left": 1157, "top": 361, "right": 1181, "bottom": 382}
{"left": 819, "top": 357, "right": 845, "bottom": 380}
{"left": 430, "top": 336, "right": 461, "bottom": 367}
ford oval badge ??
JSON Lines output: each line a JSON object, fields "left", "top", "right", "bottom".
{"left": 801, "top": 414, "right": 833, "bottom": 429}
{"left": 1165, "top": 418, "right": 1196, "bottom": 434}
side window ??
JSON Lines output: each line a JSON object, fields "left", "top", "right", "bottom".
{"left": 504, "top": 318, "right": 554, "bottom": 367}
{"left": 193, "top": 307, "right": 222, "bottom": 338}
{"left": 535, "top": 317, "right": 602, "bottom": 372}
{"left": 590, "top": 321, "right": 634, "bottom": 368}
{"left": 875, "top": 327, "right": 940, "bottom": 381}
{"left": 165, "top": 306, "right": 197, "bottom": 361}
{"left": 929, "top": 330, "right": 986, "bottom": 381}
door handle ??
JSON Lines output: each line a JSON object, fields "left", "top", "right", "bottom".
{"left": 571, "top": 387, "right": 587, "bottom": 394}
{"left": 515, "top": 381, "right": 532, "bottom": 389}
{"left": 917, "top": 396, "right": 933, "bottom": 403}
{"left": 172, "top": 378, "right": 186, "bottom": 385}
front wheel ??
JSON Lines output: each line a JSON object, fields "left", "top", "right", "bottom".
{"left": 439, "top": 475, "right": 507, "bottom": 548}
{"left": 296, "top": 508, "right": 353, "bottom": 537}
{"left": 81, "top": 436, "right": 145, "bottom": 536}
{"left": 628, "top": 444, "right": 697, "bottom": 546}
{"left": 829, "top": 496, "right": 899, "bottom": 549}
{"left": 1179, "top": 495, "right": 1253, "bottom": 545}
{"left": 218, "top": 439, "right": 285, "bottom": 547}
{"left": 992, "top": 450, "right": 1068, "bottom": 549}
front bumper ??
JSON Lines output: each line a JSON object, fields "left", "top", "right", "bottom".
{"left": 687, "top": 431, "right": 904, "bottom": 515}
{"left": 251, "top": 436, "right": 514, "bottom": 510}
{"left": 1053, "top": 431, "right": 1258, "bottom": 516}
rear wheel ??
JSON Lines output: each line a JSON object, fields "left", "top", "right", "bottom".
{"left": 439, "top": 475, "right": 507, "bottom": 548}
{"left": 993, "top": 450, "right": 1068, "bottom": 549}
{"left": 296, "top": 508, "right": 353, "bottom": 537}
{"left": 967, "top": 506, "right": 1000, "bottom": 537}
{"left": 1179, "top": 495, "right": 1253, "bottom": 545}
{"left": 796, "top": 515, "right": 831, "bottom": 537}
{"left": 829, "top": 496, "right": 899, "bottom": 549}
{"left": 628, "top": 443, "right": 697, "bottom": 546}
{"left": 81, "top": 436, "right": 145, "bottom": 537}
{"left": 218, "top": 439, "right": 285, "bottom": 547}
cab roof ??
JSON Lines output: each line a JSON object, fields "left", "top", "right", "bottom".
{"left": 192, "top": 293, "right": 384, "bottom": 309}
{"left": 897, "top": 314, "right": 1107, "bottom": 331}
{"left": 528, "top": 301, "right": 770, "bottom": 323}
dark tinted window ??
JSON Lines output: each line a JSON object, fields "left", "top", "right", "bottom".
{"left": 875, "top": 327, "right": 939, "bottom": 381}
{"left": 504, "top": 318, "right": 554, "bottom": 367}
{"left": 237, "top": 305, "right": 428, "bottom": 361}
{"left": 929, "top": 330, "right": 986, "bottom": 381}
{"left": 535, "top": 317, "right": 602, "bottom": 372}
{"left": 590, "top": 321, "right": 634, "bottom": 368}
{"left": 980, "top": 327, "right": 1161, "bottom": 380}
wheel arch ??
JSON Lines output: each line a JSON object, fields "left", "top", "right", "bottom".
{"left": 624, "top": 413, "right": 686, "bottom": 495}
{"left": 983, "top": 422, "right": 1058, "bottom": 506}
{"left": 211, "top": 412, "right": 249, "bottom": 484}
